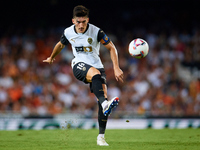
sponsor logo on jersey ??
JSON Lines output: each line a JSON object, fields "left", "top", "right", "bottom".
{"left": 87, "top": 38, "right": 93, "bottom": 44}
{"left": 75, "top": 46, "right": 93, "bottom": 53}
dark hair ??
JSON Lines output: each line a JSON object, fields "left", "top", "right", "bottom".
{"left": 73, "top": 5, "right": 89, "bottom": 18}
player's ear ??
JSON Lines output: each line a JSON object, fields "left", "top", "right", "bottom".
{"left": 87, "top": 17, "right": 89, "bottom": 22}
{"left": 72, "top": 18, "right": 75, "bottom": 24}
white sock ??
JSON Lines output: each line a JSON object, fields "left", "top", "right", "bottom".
{"left": 101, "top": 100, "right": 108, "bottom": 110}
{"left": 97, "top": 134, "right": 105, "bottom": 139}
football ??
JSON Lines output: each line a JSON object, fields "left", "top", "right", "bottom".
{"left": 128, "top": 38, "right": 149, "bottom": 59}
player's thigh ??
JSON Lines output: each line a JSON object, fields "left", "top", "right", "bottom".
{"left": 73, "top": 62, "right": 93, "bottom": 83}
{"left": 86, "top": 67, "right": 101, "bottom": 82}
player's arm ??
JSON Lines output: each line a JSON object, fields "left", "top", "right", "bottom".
{"left": 98, "top": 30, "right": 124, "bottom": 82}
{"left": 104, "top": 41, "right": 124, "bottom": 82}
{"left": 43, "top": 34, "right": 68, "bottom": 64}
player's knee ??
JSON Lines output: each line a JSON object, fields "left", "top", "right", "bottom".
{"left": 91, "top": 69, "right": 101, "bottom": 79}
{"left": 86, "top": 67, "right": 100, "bottom": 82}
{"left": 93, "top": 69, "right": 101, "bottom": 76}
{"left": 92, "top": 74, "right": 101, "bottom": 81}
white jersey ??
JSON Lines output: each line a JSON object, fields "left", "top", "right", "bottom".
{"left": 63, "top": 23, "right": 104, "bottom": 68}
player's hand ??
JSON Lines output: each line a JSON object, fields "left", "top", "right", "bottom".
{"left": 43, "top": 57, "right": 55, "bottom": 64}
{"left": 114, "top": 67, "right": 124, "bottom": 83}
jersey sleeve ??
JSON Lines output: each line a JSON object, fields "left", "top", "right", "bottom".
{"left": 60, "top": 34, "right": 69, "bottom": 45}
{"left": 97, "top": 29, "right": 110, "bottom": 45}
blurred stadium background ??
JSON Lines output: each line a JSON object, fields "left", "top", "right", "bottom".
{"left": 0, "top": 0, "right": 200, "bottom": 130}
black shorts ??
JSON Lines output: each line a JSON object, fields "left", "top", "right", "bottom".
{"left": 73, "top": 62, "right": 106, "bottom": 92}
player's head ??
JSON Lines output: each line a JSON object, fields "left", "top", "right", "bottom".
{"left": 73, "top": 5, "right": 89, "bottom": 18}
{"left": 72, "top": 5, "right": 89, "bottom": 33}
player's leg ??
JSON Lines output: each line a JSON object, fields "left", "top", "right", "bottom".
{"left": 84, "top": 67, "right": 110, "bottom": 146}
{"left": 87, "top": 67, "right": 119, "bottom": 116}
{"left": 95, "top": 70, "right": 119, "bottom": 146}
{"left": 86, "top": 67, "right": 108, "bottom": 108}
{"left": 97, "top": 83, "right": 109, "bottom": 146}
{"left": 73, "top": 62, "right": 108, "bottom": 110}
{"left": 73, "top": 63, "right": 118, "bottom": 145}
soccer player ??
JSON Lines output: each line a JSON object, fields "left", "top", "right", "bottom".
{"left": 43, "top": 5, "right": 123, "bottom": 146}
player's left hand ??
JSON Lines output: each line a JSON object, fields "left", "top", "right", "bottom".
{"left": 114, "top": 67, "right": 124, "bottom": 83}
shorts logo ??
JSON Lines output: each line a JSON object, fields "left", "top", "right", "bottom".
{"left": 82, "top": 67, "right": 86, "bottom": 71}
{"left": 87, "top": 38, "right": 93, "bottom": 44}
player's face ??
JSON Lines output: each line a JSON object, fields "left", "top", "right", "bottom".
{"left": 72, "top": 17, "right": 89, "bottom": 33}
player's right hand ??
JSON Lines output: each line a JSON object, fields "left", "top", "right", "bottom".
{"left": 43, "top": 57, "right": 55, "bottom": 64}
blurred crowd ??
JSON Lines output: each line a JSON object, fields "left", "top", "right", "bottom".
{"left": 0, "top": 26, "right": 200, "bottom": 118}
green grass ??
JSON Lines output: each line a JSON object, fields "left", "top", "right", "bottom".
{"left": 0, "top": 129, "right": 199, "bottom": 150}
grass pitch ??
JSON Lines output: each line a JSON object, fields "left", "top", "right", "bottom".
{"left": 0, "top": 129, "right": 199, "bottom": 150}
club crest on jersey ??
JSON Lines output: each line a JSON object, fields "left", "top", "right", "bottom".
{"left": 87, "top": 38, "right": 93, "bottom": 44}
